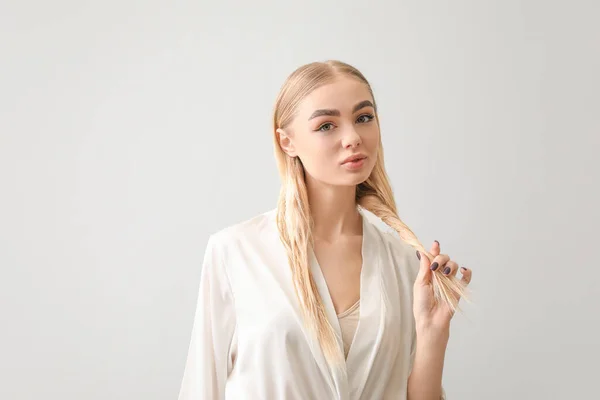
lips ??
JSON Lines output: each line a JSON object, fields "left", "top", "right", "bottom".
{"left": 341, "top": 154, "right": 367, "bottom": 164}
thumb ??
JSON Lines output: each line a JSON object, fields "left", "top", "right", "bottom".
{"left": 415, "top": 249, "right": 432, "bottom": 285}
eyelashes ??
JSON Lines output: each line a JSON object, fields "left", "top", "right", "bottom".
{"left": 356, "top": 113, "right": 375, "bottom": 124}
{"left": 315, "top": 113, "right": 375, "bottom": 133}
{"left": 316, "top": 123, "right": 335, "bottom": 132}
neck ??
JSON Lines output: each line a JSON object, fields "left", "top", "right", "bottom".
{"left": 306, "top": 177, "right": 362, "bottom": 241}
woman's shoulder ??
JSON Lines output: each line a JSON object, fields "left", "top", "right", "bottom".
{"left": 361, "top": 209, "right": 416, "bottom": 255}
{"left": 361, "top": 210, "right": 420, "bottom": 283}
{"left": 207, "top": 207, "right": 278, "bottom": 250}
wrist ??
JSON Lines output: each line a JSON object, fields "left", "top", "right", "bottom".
{"left": 415, "top": 334, "right": 449, "bottom": 362}
{"left": 416, "top": 324, "right": 450, "bottom": 345}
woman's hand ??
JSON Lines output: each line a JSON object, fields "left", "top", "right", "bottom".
{"left": 413, "top": 241, "right": 472, "bottom": 338}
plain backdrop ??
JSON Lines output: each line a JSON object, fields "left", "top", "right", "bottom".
{"left": 1, "top": 1, "right": 598, "bottom": 399}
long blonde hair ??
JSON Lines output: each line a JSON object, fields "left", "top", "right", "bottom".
{"left": 272, "top": 60, "right": 467, "bottom": 366}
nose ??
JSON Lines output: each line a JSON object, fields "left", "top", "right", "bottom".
{"left": 341, "top": 127, "right": 362, "bottom": 149}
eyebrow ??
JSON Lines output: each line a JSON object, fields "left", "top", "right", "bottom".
{"left": 308, "top": 100, "right": 375, "bottom": 120}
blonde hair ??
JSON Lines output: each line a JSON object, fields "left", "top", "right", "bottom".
{"left": 272, "top": 60, "right": 467, "bottom": 366}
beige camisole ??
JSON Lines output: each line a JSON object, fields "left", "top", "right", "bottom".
{"left": 337, "top": 300, "right": 360, "bottom": 359}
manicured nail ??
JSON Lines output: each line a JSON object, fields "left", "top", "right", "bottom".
{"left": 430, "top": 262, "right": 439, "bottom": 271}
{"left": 443, "top": 267, "right": 451, "bottom": 275}
{"left": 416, "top": 251, "right": 421, "bottom": 260}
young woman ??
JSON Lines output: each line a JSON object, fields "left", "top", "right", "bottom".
{"left": 178, "top": 60, "right": 472, "bottom": 400}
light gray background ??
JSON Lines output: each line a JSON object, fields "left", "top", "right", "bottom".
{"left": 1, "top": 1, "right": 598, "bottom": 399}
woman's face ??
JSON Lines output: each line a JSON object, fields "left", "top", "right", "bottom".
{"left": 278, "top": 76, "right": 380, "bottom": 187}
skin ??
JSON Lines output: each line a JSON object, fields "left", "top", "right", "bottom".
{"left": 277, "top": 75, "right": 472, "bottom": 399}
{"left": 409, "top": 241, "right": 472, "bottom": 400}
{"left": 277, "top": 76, "right": 380, "bottom": 315}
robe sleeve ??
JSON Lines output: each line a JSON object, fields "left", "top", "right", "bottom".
{"left": 178, "top": 234, "right": 237, "bottom": 400}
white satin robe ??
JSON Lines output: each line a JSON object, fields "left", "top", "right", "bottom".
{"left": 178, "top": 207, "right": 446, "bottom": 399}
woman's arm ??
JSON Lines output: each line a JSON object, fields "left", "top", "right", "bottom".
{"left": 178, "top": 234, "right": 237, "bottom": 400}
{"left": 409, "top": 240, "right": 472, "bottom": 400}
{"left": 407, "top": 329, "right": 448, "bottom": 400}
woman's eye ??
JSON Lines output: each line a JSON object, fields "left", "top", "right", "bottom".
{"left": 317, "top": 123, "right": 334, "bottom": 132}
{"left": 357, "top": 114, "right": 374, "bottom": 123}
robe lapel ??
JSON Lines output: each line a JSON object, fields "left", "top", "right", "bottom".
{"left": 267, "top": 210, "right": 339, "bottom": 399}
{"left": 345, "top": 207, "right": 384, "bottom": 399}
{"left": 309, "top": 247, "right": 350, "bottom": 400}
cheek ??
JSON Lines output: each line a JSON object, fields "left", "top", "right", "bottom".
{"left": 305, "top": 132, "right": 337, "bottom": 149}
{"left": 296, "top": 135, "right": 337, "bottom": 165}
{"left": 363, "top": 126, "right": 380, "bottom": 149}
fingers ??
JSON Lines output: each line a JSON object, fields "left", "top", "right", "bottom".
{"left": 416, "top": 242, "right": 473, "bottom": 288}
{"left": 430, "top": 240, "right": 440, "bottom": 257}
{"left": 441, "top": 260, "right": 459, "bottom": 277}
{"left": 460, "top": 267, "right": 472, "bottom": 285}
{"left": 415, "top": 249, "right": 432, "bottom": 285}
{"left": 429, "top": 253, "right": 450, "bottom": 274}
{"left": 454, "top": 267, "right": 472, "bottom": 304}
{"left": 424, "top": 241, "right": 473, "bottom": 303}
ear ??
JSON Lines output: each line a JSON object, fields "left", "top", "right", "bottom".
{"left": 276, "top": 128, "right": 297, "bottom": 157}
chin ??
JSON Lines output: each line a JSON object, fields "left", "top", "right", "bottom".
{"left": 345, "top": 176, "right": 370, "bottom": 186}
{"left": 338, "top": 170, "right": 373, "bottom": 186}
{"left": 307, "top": 162, "right": 375, "bottom": 187}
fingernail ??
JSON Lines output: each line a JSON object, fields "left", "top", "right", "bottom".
{"left": 443, "top": 267, "right": 451, "bottom": 275}
{"left": 430, "top": 262, "right": 439, "bottom": 271}
{"left": 434, "top": 240, "right": 439, "bottom": 246}
{"left": 416, "top": 251, "right": 421, "bottom": 260}
{"left": 461, "top": 267, "right": 467, "bottom": 271}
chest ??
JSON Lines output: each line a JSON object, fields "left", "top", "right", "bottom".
{"left": 225, "top": 228, "right": 415, "bottom": 399}
{"left": 313, "top": 236, "right": 363, "bottom": 315}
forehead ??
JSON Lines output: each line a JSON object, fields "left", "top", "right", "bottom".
{"left": 296, "top": 77, "right": 373, "bottom": 116}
